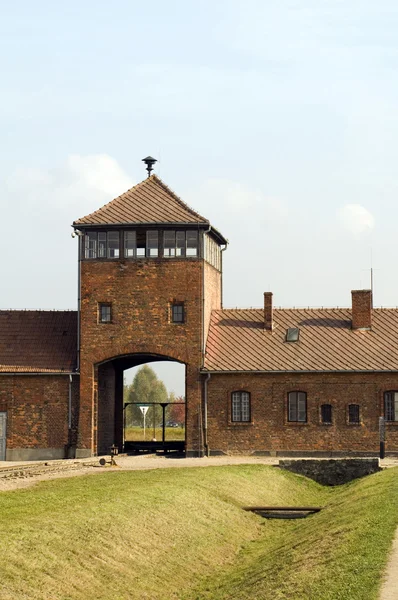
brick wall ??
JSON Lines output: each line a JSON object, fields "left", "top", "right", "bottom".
{"left": 203, "top": 262, "right": 222, "bottom": 348}
{"left": 79, "top": 258, "right": 205, "bottom": 456}
{"left": 97, "top": 362, "right": 116, "bottom": 454}
{"left": 206, "top": 372, "right": 398, "bottom": 455}
{"left": 0, "top": 374, "right": 79, "bottom": 459}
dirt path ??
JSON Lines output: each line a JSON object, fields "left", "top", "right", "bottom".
{"left": 379, "top": 531, "right": 398, "bottom": 600}
{"left": 0, "top": 454, "right": 280, "bottom": 492}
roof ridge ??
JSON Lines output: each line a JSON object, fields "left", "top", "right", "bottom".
{"left": 151, "top": 175, "right": 209, "bottom": 223}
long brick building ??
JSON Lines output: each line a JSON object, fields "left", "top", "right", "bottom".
{"left": 1, "top": 168, "right": 398, "bottom": 460}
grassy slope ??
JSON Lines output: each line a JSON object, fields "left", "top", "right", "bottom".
{"left": 184, "top": 468, "right": 398, "bottom": 600}
{"left": 0, "top": 465, "right": 396, "bottom": 600}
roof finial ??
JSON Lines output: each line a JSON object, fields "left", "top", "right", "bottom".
{"left": 142, "top": 156, "right": 157, "bottom": 178}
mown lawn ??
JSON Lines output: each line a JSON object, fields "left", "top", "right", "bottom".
{"left": 124, "top": 425, "right": 185, "bottom": 441}
{"left": 0, "top": 465, "right": 397, "bottom": 600}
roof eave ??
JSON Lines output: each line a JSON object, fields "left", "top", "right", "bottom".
{"left": 200, "top": 368, "right": 398, "bottom": 374}
{"left": 72, "top": 221, "right": 228, "bottom": 244}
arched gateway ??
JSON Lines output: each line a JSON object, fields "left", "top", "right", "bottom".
{"left": 73, "top": 172, "right": 227, "bottom": 458}
{"left": 95, "top": 353, "right": 185, "bottom": 455}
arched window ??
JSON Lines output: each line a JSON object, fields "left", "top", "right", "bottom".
{"left": 384, "top": 391, "right": 398, "bottom": 422}
{"left": 288, "top": 391, "right": 307, "bottom": 422}
{"left": 231, "top": 391, "right": 251, "bottom": 422}
{"left": 320, "top": 404, "right": 332, "bottom": 424}
{"left": 348, "top": 404, "right": 360, "bottom": 424}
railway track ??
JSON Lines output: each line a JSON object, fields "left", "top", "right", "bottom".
{"left": 0, "top": 459, "right": 100, "bottom": 481}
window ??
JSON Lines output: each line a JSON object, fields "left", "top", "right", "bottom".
{"left": 186, "top": 231, "right": 198, "bottom": 257}
{"left": 321, "top": 404, "right": 332, "bottom": 424}
{"left": 147, "top": 231, "right": 159, "bottom": 257}
{"left": 348, "top": 404, "right": 360, "bottom": 424}
{"left": 288, "top": 391, "right": 307, "bottom": 422}
{"left": 84, "top": 232, "right": 119, "bottom": 259}
{"left": 85, "top": 232, "right": 97, "bottom": 259}
{"left": 124, "top": 231, "right": 136, "bottom": 257}
{"left": 384, "top": 391, "right": 398, "bottom": 422}
{"left": 231, "top": 391, "right": 251, "bottom": 422}
{"left": 107, "top": 232, "right": 119, "bottom": 258}
{"left": 164, "top": 230, "right": 198, "bottom": 258}
{"left": 164, "top": 231, "right": 176, "bottom": 257}
{"left": 99, "top": 303, "right": 112, "bottom": 323}
{"left": 286, "top": 328, "right": 300, "bottom": 342}
{"left": 171, "top": 302, "right": 184, "bottom": 323}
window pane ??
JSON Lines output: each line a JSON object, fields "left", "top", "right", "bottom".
{"left": 395, "top": 393, "right": 398, "bottom": 422}
{"left": 186, "top": 231, "right": 198, "bottom": 257}
{"left": 85, "top": 232, "right": 97, "bottom": 259}
{"left": 164, "top": 231, "right": 176, "bottom": 257}
{"left": 124, "top": 231, "right": 136, "bottom": 258}
{"left": 136, "top": 230, "right": 146, "bottom": 257}
{"left": 99, "top": 304, "right": 111, "bottom": 323}
{"left": 321, "top": 404, "right": 332, "bottom": 423}
{"left": 288, "top": 392, "right": 297, "bottom": 421}
{"left": 107, "top": 232, "right": 119, "bottom": 258}
{"left": 176, "top": 231, "right": 186, "bottom": 257}
{"left": 172, "top": 304, "right": 184, "bottom": 323}
{"left": 147, "top": 231, "right": 159, "bottom": 257}
{"left": 241, "top": 392, "right": 250, "bottom": 421}
{"left": 97, "top": 232, "right": 106, "bottom": 258}
{"left": 349, "top": 404, "right": 360, "bottom": 423}
{"left": 297, "top": 392, "right": 306, "bottom": 422}
{"left": 232, "top": 393, "right": 240, "bottom": 422}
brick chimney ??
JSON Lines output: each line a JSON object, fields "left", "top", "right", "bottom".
{"left": 264, "top": 292, "right": 273, "bottom": 331}
{"left": 351, "top": 290, "right": 372, "bottom": 330}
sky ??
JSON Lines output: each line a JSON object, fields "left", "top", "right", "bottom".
{"left": 2, "top": 0, "right": 398, "bottom": 395}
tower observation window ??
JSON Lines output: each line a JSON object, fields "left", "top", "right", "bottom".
{"left": 84, "top": 232, "right": 119, "bottom": 259}
{"left": 164, "top": 230, "right": 198, "bottom": 257}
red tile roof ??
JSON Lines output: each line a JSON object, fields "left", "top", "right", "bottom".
{"left": 74, "top": 175, "right": 209, "bottom": 227}
{"left": 0, "top": 311, "right": 77, "bottom": 373}
{"left": 204, "top": 308, "right": 398, "bottom": 372}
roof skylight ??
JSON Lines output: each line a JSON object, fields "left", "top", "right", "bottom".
{"left": 286, "top": 327, "right": 300, "bottom": 342}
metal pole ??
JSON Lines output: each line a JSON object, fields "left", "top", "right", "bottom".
{"left": 379, "top": 416, "right": 385, "bottom": 459}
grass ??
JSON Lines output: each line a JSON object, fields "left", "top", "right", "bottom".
{"left": 124, "top": 425, "right": 185, "bottom": 441}
{"left": 0, "top": 465, "right": 397, "bottom": 600}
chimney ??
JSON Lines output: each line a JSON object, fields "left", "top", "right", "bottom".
{"left": 264, "top": 292, "right": 273, "bottom": 331}
{"left": 351, "top": 290, "right": 372, "bottom": 330}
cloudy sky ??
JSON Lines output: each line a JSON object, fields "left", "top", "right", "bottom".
{"left": 2, "top": 1, "right": 398, "bottom": 393}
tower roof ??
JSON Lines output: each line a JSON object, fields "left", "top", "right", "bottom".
{"left": 73, "top": 175, "right": 226, "bottom": 242}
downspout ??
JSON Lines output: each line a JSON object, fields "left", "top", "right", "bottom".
{"left": 204, "top": 372, "right": 211, "bottom": 456}
{"left": 77, "top": 232, "right": 82, "bottom": 372}
{"left": 66, "top": 373, "right": 73, "bottom": 458}
{"left": 200, "top": 224, "right": 212, "bottom": 457}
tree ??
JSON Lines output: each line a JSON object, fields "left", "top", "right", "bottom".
{"left": 167, "top": 394, "right": 186, "bottom": 426}
{"left": 124, "top": 365, "right": 168, "bottom": 428}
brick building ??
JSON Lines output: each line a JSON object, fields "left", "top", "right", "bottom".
{"left": 1, "top": 168, "right": 398, "bottom": 460}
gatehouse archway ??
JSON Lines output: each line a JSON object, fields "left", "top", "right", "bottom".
{"left": 95, "top": 353, "right": 186, "bottom": 455}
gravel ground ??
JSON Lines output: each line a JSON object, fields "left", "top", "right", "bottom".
{"left": 1, "top": 453, "right": 397, "bottom": 493}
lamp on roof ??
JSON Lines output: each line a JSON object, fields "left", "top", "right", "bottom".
{"left": 142, "top": 156, "right": 157, "bottom": 177}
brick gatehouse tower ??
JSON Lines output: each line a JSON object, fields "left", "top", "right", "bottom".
{"left": 73, "top": 164, "right": 227, "bottom": 458}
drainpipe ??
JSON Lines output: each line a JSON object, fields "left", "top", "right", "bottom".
{"left": 77, "top": 232, "right": 82, "bottom": 372}
{"left": 204, "top": 372, "right": 211, "bottom": 456}
{"left": 65, "top": 373, "right": 73, "bottom": 459}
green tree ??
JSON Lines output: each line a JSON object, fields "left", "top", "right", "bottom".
{"left": 124, "top": 365, "right": 168, "bottom": 429}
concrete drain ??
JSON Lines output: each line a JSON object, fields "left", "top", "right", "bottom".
{"left": 243, "top": 506, "right": 322, "bottom": 519}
